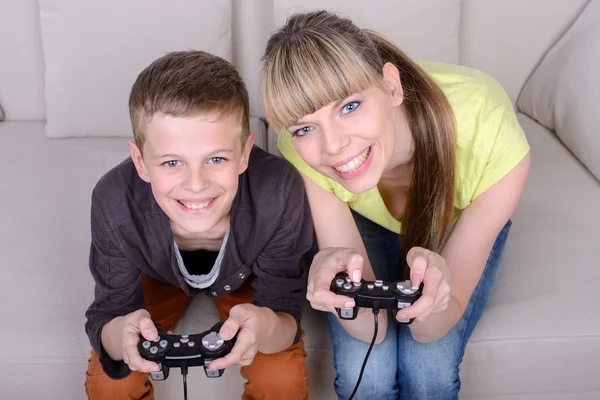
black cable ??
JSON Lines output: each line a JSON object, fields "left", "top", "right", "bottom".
{"left": 348, "top": 302, "right": 380, "bottom": 400}
{"left": 181, "top": 362, "right": 189, "bottom": 400}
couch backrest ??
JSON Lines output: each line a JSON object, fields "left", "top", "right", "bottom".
{"left": 0, "top": 0, "right": 590, "bottom": 122}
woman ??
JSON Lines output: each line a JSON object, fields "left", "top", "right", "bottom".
{"left": 261, "top": 10, "right": 530, "bottom": 400}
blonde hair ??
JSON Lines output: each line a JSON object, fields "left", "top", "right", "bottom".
{"left": 261, "top": 10, "right": 456, "bottom": 253}
{"left": 129, "top": 50, "right": 250, "bottom": 152}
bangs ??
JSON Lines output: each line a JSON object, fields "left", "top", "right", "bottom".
{"left": 262, "top": 35, "right": 380, "bottom": 131}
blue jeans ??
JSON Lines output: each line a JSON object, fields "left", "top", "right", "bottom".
{"left": 326, "top": 211, "right": 512, "bottom": 400}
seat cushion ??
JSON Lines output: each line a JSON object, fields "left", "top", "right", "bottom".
{"left": 517, "top": 0, "right": 600, "bottom": 181}
{"left": 459, "top": 114, "right": 600, "bottom": 398}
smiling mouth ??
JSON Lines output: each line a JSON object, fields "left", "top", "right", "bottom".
{"left": 333, "top": 147, "right": 371, "bottom": 173}
{"left": 178, "top": 198, "right": 215, "bottom": 210}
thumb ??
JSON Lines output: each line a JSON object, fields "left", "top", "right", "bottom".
{"left": 406, "top": 247, "right": 429, "bottom": 287}
{"left": 219, "top": 312, "right": 244, "bottom": 341}
{"left": 138, "top": 316, "right": 158, "bottom": 341}
{"left": 341, "top": 251, "right": 364, "bottom": 283}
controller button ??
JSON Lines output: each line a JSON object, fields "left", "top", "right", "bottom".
{"left": 153, "top": 337, "right": 160, "bottom": 343}
{"left": 149, "top": 346, "right": 159, "bottom": 354}
{"left": 188, "top": 341, "right": 195, "bottom": 347}
{"left": 159, "top": 340, "right": 168, "bottom": 348}
{"left": 173, "top": 342, "right": 180, "bottom": 348}
{"left": 202, "top": 332, "right": 225, "bottom": 350}
{"left": 181, "top": 335, "right": 189, "bottom": 338}
{"left": 374, "top": 280, "right": 383, "bottom": 287}
{"left": 343, "top": 283, "right": 352, "bottom": 290}
{"left": 382, "top": 285, "right": 389, "bottom": 291}
{"left": 142, "top": 341, "right": 151, "bottom": 349}
{"left": 397, "top": 280, "right": 418, "bottom": 294}
{"left": 398, "top": 301, "right": 410, "bottom": 309}
{"left": 345, "top": 276, "right": 352, "bottom": 284}
{"left": 180, "top": 337, "right": 190, "bottom": 344}
{"left": 335, "top": 278, "right": 345, "bottom": 287}
{"left": 352, "top": 281, "right": 362, "bottom": 287}
{"left": 341, "top": 308, "right": 354, "bottom": 318}
{"left": 367, "top": 283, "right": 374, "bottom": 290}
{"left": 224, "top": 285, "right": 231, "bottom": 291}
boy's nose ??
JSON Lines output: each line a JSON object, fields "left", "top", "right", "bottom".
{"left": 183, "top": 170, "right": 209, "bottom": 192}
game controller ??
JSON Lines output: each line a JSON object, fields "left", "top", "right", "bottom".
{"left": 138, "top": 321, "right": 235, "bottom": 381}
{"left": 330, "top": 272, "right": 423, "bottom": 323}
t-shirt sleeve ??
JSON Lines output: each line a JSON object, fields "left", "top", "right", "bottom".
{"left": 471, "top": 104, "right": 530, "bottom": 200}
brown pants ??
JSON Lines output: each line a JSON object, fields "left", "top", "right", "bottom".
{"left": 85, "top": 274, "right": 308, "bottom": 400}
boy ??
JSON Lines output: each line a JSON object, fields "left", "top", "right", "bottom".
{"left": 84, "top": 51, "right": 313, "bottom": 400}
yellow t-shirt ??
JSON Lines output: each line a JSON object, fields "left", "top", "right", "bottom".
{"left": 277, "top": 62, "right": 530, "bottom": 234}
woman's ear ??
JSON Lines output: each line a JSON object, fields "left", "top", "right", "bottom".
{"left": 382, "top": 62, "right": 404, "bottom": 106}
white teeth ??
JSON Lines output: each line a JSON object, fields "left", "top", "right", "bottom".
{"left": 182, "top": 199, "right": 213, "bottom": 210}
{"left": 335, "top": 148, "right": 370, "bottom": 173}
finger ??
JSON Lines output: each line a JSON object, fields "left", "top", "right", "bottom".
{"left": 406, "top": 247, "right": 430, "bottom": 287}
{"left": 310, "top": 302, "right": 335, "bottom": 313}
{"left": 219, "top": 315, "right": 243, "bottom": 341}
{"left": 342, "top": 252, "right": 364, "bottom": 283}
{"left": 138, "top": 317, "right": 158, "bottom": 341}
{"left": 122, "top": 344, "right": 161, "bottom": 373}
{"left": 209, "top": 331, "right": 255, "bottom": 370}
{"left": 312, "top": 287, "right": 355, "bottom": 309}
{"left": 396, "top": 270, "right": 441, "bottom": 320}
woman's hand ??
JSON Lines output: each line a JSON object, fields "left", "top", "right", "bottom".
{"left": 396, "top": 247, "right": 451, "bottom": 323}
{"left": 306, "top": 247, "right": 365, "bottom": 313}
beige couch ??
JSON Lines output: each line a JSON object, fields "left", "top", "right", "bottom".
{"left": 1, "top": 0, "right": 599, "bottom": 399}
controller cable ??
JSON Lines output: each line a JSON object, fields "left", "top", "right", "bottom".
{"left": 348, "top": 301, "right": 380, "bottom": 400}
{"left": 181, "top": 361, "right": 189, "bottom": 400}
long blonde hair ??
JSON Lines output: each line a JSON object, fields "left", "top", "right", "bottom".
{"left": 261, "top": 10, "right": 455, "bottom": 253}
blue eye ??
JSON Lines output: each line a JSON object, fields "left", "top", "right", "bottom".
{"left": 164, "top": 160, "right": 182, "bottom": 168}
{"left": 342, "top": 101, "right": 361, "bottom": 114}
{"left": 209, "top": 157, "right": 225, "bottom": 164}
{"left": 292, "top": 126, "right": 313, "bottom": 137}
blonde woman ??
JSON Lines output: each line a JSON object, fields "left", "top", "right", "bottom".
{"left": 261, "top": 10, "right": 531, "bottom": 400}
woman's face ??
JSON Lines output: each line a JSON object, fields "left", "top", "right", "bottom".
{"left": 285, "top": 63, "right": 414, "bottom": 194}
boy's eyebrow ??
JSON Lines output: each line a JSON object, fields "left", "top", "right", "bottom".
{"left": 153, "top": 149, "right": 235, "bottom": 159}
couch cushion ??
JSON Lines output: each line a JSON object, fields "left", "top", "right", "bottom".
{"left": 37, "top": 0, "right": 232, "bottom": 138}
{"left": 272, "top": 0, "right": 461, "bottom": 64}
{"left": 0, "top": 0, "right": 46, "bottom": 120}
{"left": 517, "top": 0, "right": 600, "bottom": 181}
{"left": 460, "top": 0, "right": 589, "bottom": 104}
{"left": 459, "top": 114, "right": 600, "bottom": 398}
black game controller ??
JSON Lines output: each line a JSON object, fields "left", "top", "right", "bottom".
{"left": 330, "top": 272, "right": 423, "bottom": 324}
{"left": 138, "top": 321, "right": 235, "bottom": 381}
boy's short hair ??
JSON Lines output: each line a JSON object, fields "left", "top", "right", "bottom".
{"left": 129, "top": 50, "right": 250, "bottom": 152}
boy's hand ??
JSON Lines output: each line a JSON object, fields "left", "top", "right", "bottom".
{"left": 101, "top": 309, "right": 161, "bottom": 373}
{"left": 207, "top": 304, "right": 274, "bottom": 370}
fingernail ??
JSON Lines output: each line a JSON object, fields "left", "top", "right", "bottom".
{"left": 352, "top": 271, "right": 360, "bottom": 282}
{"left": 144, "top": 330, "right": 155, "bottom": 338}
{"left": 398, "top": 313, "right": 407, "bottom": 320}
{"left": 344, "top": 301, "right": 355, "bottom": 308}
{"left": 221, "top": 329, "right": 232, "bottom": 339}
{"left": 412, "top": 274, "right": 423, "bottom": 285}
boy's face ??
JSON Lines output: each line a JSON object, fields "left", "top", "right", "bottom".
{"left": 129, "top": 112, "right": 254, "bottom": 236}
